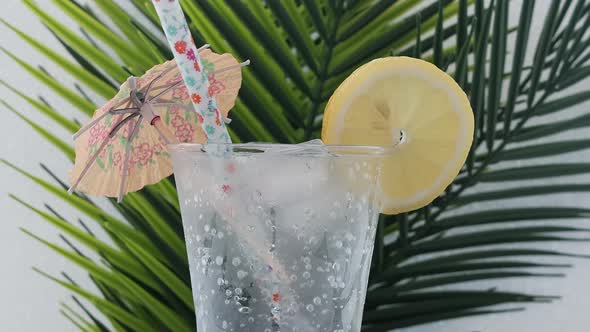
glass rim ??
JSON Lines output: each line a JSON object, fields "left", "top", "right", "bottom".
{"left": 167, "top": 142, "right": 397, "bottom": 156}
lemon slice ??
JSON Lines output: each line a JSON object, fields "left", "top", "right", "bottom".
{"left": 322, "top": 57, "right": 474, "bottom": 214}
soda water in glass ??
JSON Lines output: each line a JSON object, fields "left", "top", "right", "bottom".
{"left": 170, "top": 143, "right": 390, "bottom": 332}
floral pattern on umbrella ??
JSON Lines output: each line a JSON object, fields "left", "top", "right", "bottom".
{"left": 69, "top": 49, "right": 243, "bottom": 200}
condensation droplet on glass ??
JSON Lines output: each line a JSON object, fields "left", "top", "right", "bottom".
{"left": 232, "top": 257, "right": 241, "bottom": 266}
{"left": 306, "top": 304, "right": 314, "bottom": 312}
{"left": 313, "top": 297, "right": 321, "bottom": 305}
{"left": 234, "top": 288, "right": 243, "bottom": 295}
{"left": 237, "top": 270, "right": 248, "bottom": 279}
{"left": 225, "top": 289, "right": 232, "bottom": 297}
{"left": 345, "top": 232, "right": 355, "bottom": 241}
{"left": 201, "top": 256, "right": 209, "bottom": 265}
{"left": 303, "top": 256, "right": 311, "bottom": 264}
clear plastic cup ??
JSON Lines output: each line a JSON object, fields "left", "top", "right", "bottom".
{"left": 170, "top": 143, "right": 391, "bottom": 332}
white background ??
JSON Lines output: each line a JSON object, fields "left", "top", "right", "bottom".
{"left": 1, "top": 1, "right": 589, "bottom": 331}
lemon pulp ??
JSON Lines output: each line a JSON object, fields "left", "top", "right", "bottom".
{"left": 322, "top": 57, "right": 474, "bottom": 214}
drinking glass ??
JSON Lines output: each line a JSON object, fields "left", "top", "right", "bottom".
{"left": 170, "top": 143, "right": 391, "bottom": 332}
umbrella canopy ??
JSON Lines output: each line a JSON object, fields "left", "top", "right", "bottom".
{"left": 68, "top": 49, "right": 244, "bottom": 201}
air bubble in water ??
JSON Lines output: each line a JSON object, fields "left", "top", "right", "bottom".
{"left": 303, "top": 271, "right": 311, "bottom": 279}
{"left": 226, "top": 289, "right": 232, "bottom": 297}
{"left": 335, "top": 240, "right": 343, "bottom": 248}
{"left": 237, "top": 270, "right": 248, "bottom": 279}
{"left": 232, "top": 257, "right": 241, "bottom": 266}
{"left": 235, "top": 288, "right": 243, "bottom": 295}
{"left": 248, "top": 225, "right": 255, "bottom": 232}
{"left": 222, "top": 320, "right": 227, "bottom": 329}
{"left": 306, "top": 304, "right": 314, "bottom": 312}
{"left": 204, "top": 224, "right": 210, "bottom": 232}
{"left": 271, "top": 306, "right": 281, "bottom": 315}
{"left": 313, "top": 297, "right": 321, "bottom": 305}
{"left": 303, "top": 256, "right": 311, "bottom": 264}
{"left": 238, "top": 306, "right": 251, "bottom": 314}
{"left": 215, "top": 256, "right": 224, "bottom": 265}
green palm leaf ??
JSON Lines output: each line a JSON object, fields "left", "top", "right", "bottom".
{"left": 2, "top": 0, "right": 590, "bottom": 330}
